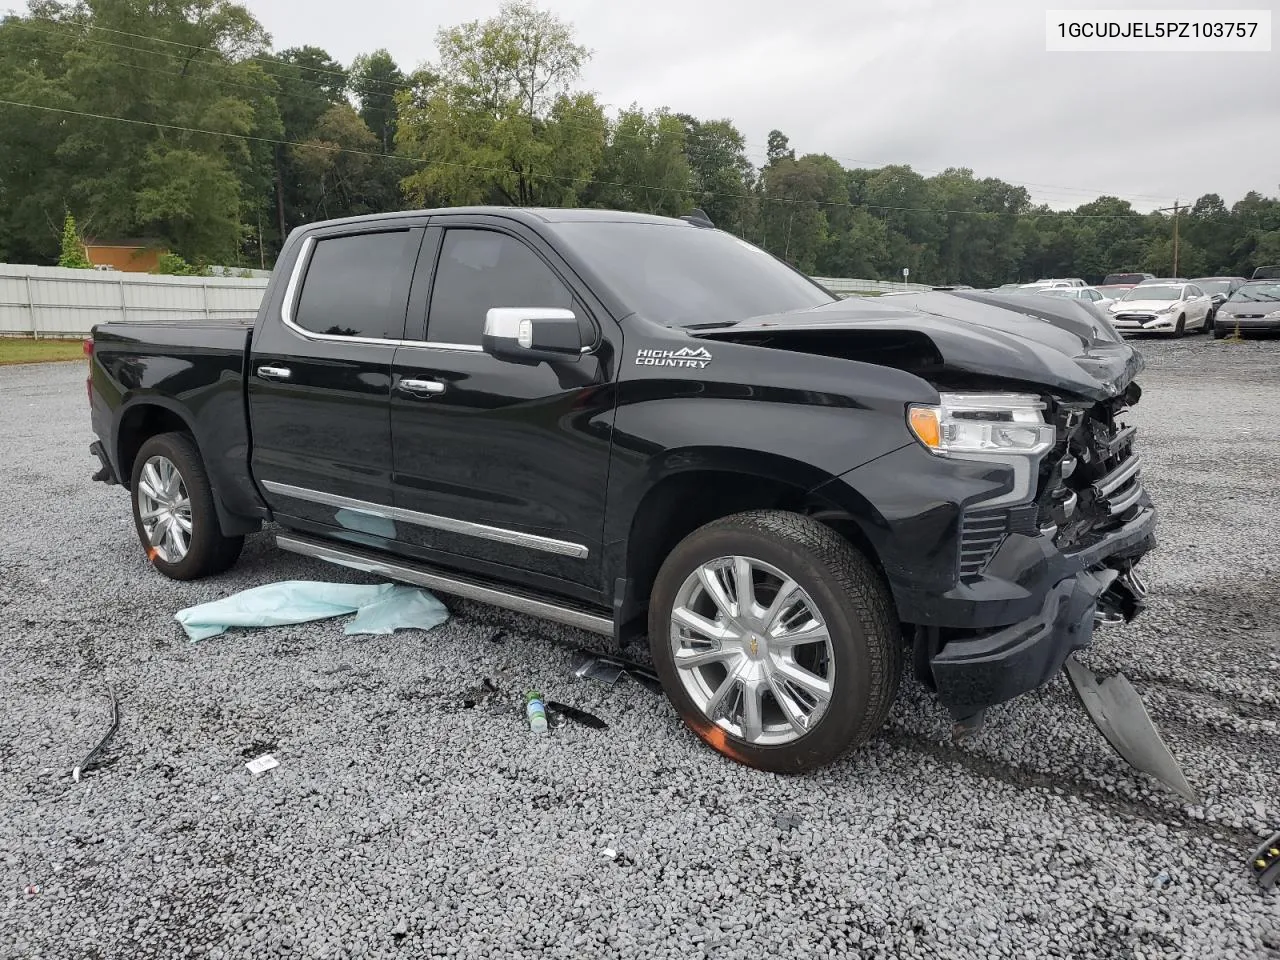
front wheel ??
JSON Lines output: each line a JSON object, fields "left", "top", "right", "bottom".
{"left": 1174, "top": 314, "right": 1186, "bottom": 337}
{"left": 130, "top": 432, "right": 244, "bottom": 581}
{"left": 648, "top": 510, "right": 901, "bottom": 773}
{"left": 1212, "top": 321, "right": 1227, "bottom": 340}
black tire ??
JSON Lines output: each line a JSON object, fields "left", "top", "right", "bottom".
{"left": 1174, "top": 314, "right": 1186, "bottom": 337}
{"left": 648, "top": 509, "right": 901, "bottom": 773}
{"left": 1212, "top": 320, "right": 1226, "bottom": 340}
{"left": 129, "top": 432, "right": 244, "bottom": 581}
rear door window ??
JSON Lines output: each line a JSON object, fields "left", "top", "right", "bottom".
{"left": 293, "top": 230, "right": 418, "bottom": 340}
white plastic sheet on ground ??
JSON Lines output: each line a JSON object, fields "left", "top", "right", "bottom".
{"left": 174, "top": 581, "right": 449, "bottom": 642}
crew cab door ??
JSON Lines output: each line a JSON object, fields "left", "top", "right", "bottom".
{"left": 388, "top": 217, "right": 618, "bottom": 592}
{"left": 248, "top": 222, "right": 424, "bottom": 541}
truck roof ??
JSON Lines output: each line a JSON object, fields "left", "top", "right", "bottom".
{"left": 291, "top": 206, "right": 690, "bottom": 234}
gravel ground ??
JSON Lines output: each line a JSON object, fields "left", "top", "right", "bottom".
{"left": 2, "top": 339, "right": 1278, "bottom": 960}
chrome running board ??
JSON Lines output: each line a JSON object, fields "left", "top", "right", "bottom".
{"left": 276, "top": 533, "right": 614, "bottom": 637}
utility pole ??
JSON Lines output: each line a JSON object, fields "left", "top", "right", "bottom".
{"left": 1155, "top": 200, "right": 1182, "bottom": 276}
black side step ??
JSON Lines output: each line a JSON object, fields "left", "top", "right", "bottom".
{"left": 276, "top": 533, "right": 614, "bottom": 637}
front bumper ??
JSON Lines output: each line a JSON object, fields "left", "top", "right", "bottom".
{"left": 1109, "top": 312, "right": 1179, "bottom": 333}
{"left": 929, "top": 503, "right": 1156, "bottom": 719}
{"left": 1214, "top": 315, "right": 1280, "bottom": 333}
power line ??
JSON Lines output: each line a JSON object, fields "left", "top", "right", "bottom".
{"left": 14, "top": 13, "right": 1190, "bottom": 208}
{"left": 0, "top": 96, "right": 1228, "bottom": 222}
{"left": 23, "top": 12, "right": 385, "bottom": 91}
{"left": 8, "top": 28, "right": 773, "bottom": 169}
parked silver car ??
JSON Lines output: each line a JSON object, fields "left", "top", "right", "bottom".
{"left": 1107, "top": 282, "right": 1213, "bottom": 336}
{"left": 1212, "top": 280, "right": 1280, "bottom": 338}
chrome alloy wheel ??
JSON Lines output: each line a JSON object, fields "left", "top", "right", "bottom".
{"left": 669, "top": 555, "right": 835, "bottom": 746}
{"left": 136, "top": 455, "right": 192, "bottom": 563}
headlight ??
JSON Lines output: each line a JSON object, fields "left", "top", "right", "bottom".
{"left": 1157, "top": 304, "right": 1178, "bottom": 313}
{"left": 1266, "top": 309, "right": 1280, "bottom": 319}
{"left": 907, "top": 393, "right": 1056, "bottom": 457}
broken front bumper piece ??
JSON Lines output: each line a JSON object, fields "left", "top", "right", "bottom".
{"left": 930, "top": 567, "right": 1119, "bottom": 721}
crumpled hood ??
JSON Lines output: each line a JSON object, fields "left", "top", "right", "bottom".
{"left": 692, "top": 290, "right": 1144, "bottom": 401}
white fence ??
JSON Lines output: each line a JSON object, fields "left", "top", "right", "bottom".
{"left": 0, "top": 262, "right": 931, "bottom": 337}
{"left": 0, "top": 263, "right": 269, "bottom": 337}
{"left": 812, "top": 276, "right": 937, "bottom": 295}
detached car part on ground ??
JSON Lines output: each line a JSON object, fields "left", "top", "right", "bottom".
{"left": 84, "top": 207, "right": 1188, "bottom": 796}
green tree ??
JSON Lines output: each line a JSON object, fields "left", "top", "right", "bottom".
{"left": 397, "top": 1, "right": 603, "bottom": 208}
{"left": 675, "top": 115, "right": 753, "bottom": 235}
{"left": 589, "top": 106, "right": 692, "bottom": 216}
{"left": 57, "top": 212, "right": 91, "bottom": 268}
{"left": 0, "top": 0, "right": 276, "bottom": 266}
{"left": 350, "top": 49, "right": 406, "bottom": 151}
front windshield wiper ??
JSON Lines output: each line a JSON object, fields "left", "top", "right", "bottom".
{"left": 681, "top": 320, "right": 743, "bottom": 329}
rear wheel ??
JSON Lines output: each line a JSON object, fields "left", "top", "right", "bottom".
{"left": 130, "top": 432, "right": 243, "bottom": 581}
{"left": 648, "top": 510, "right": 901, "bottom": 773}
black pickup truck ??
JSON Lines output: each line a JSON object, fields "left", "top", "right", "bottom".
{"left": 86, "top": 206, "right": 1161, "bottom": 776}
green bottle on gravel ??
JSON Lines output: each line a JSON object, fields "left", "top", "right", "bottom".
{"left": 525, "top": 691, "right": 548, "bottom": 734}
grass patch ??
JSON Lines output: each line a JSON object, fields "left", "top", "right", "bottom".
{"left": 0, "top": 337, "right": 86, "bottom": 365}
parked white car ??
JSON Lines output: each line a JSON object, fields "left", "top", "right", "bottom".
{"left": 1032, "top": 277, "right": 1087, "bottom": 288}
{"left": 1107, "top": 282, "right": 1213, "bottom": 336}
{"left": 1034, "top": 286, "right": 1117, "bottom": 309}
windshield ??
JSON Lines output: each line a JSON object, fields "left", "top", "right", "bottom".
{"left": 548, "top": 221, "right": 835, "bottom": 326}
{"left": 1195, "top": 280, "right": 1232, "bottom": 296}
{"left": 1122, "top": 285, "right": 1181, "bottom": 301}
{"left": 1037, "top": 288, "right": 1076, "bottom": 297}
{"left": 1229, "top": 282, "right": 1280, "bottom": 302}
{"left": 1105, "top": 273, "right": 1146, "bottom": 285}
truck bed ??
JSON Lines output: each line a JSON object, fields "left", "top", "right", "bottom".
{"left": 89, "top": 316, "right": 262, "bottom": 522}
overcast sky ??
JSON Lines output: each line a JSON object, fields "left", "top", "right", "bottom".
{"left": 26, "top": 0, "right": 1280, "bottom": 210}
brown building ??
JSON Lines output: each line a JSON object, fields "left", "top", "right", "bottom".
{"left": 83, "top": 239, "right": 168, "bottom": 273}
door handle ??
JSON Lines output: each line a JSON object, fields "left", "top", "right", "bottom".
{"left": 398, "top": 378, "right": 446, "bottom": 395}
{"left": 257, "top": 365, "right": 292, "bottom": 381}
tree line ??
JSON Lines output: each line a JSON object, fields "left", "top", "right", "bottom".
{"left": 2, "top": 0, "right": 1278, "bottom": 286}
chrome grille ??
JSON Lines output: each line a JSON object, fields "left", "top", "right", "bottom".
{"left": 1091, "top": 445, "right": 1142, "bottom": 518}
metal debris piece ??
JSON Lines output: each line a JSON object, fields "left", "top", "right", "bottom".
{"left": 1064, "top": 655, "right": 1197, "bottom": 803}
{"left": 546, "top": 701, "right": 608, "bottom": 730}
{"left": 245, "top": 754, "right": 279, "bottom": 775}
{"left": 572, "top": 654, "right": 624, "bottom": 686}
{"left": 601, "top": 847, "right": 617, "bottom": 860}
{"left": 72, "top": 685, "right": 119, "bottom": 783}
{"left": 571, "top": 648, "right": 661, "bottom": 690}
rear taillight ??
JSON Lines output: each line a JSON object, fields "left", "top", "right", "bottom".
{"left": 84, "top": 338, "right": 93, "bottom": 404}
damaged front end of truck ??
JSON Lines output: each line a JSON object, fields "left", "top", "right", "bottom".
{"left": 696, "top": 290, "right": 1194, "bottom": 800}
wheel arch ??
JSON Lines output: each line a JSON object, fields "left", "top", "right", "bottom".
{"left": 116, "top": 399, "right": 260, "bottom": 537}
{"left": 609, "top": 447, "right": 892, "bottom": 628}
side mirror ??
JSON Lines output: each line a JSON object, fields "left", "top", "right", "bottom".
{"left": 482, "top": 307, "right": 587, "bottom": 364}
